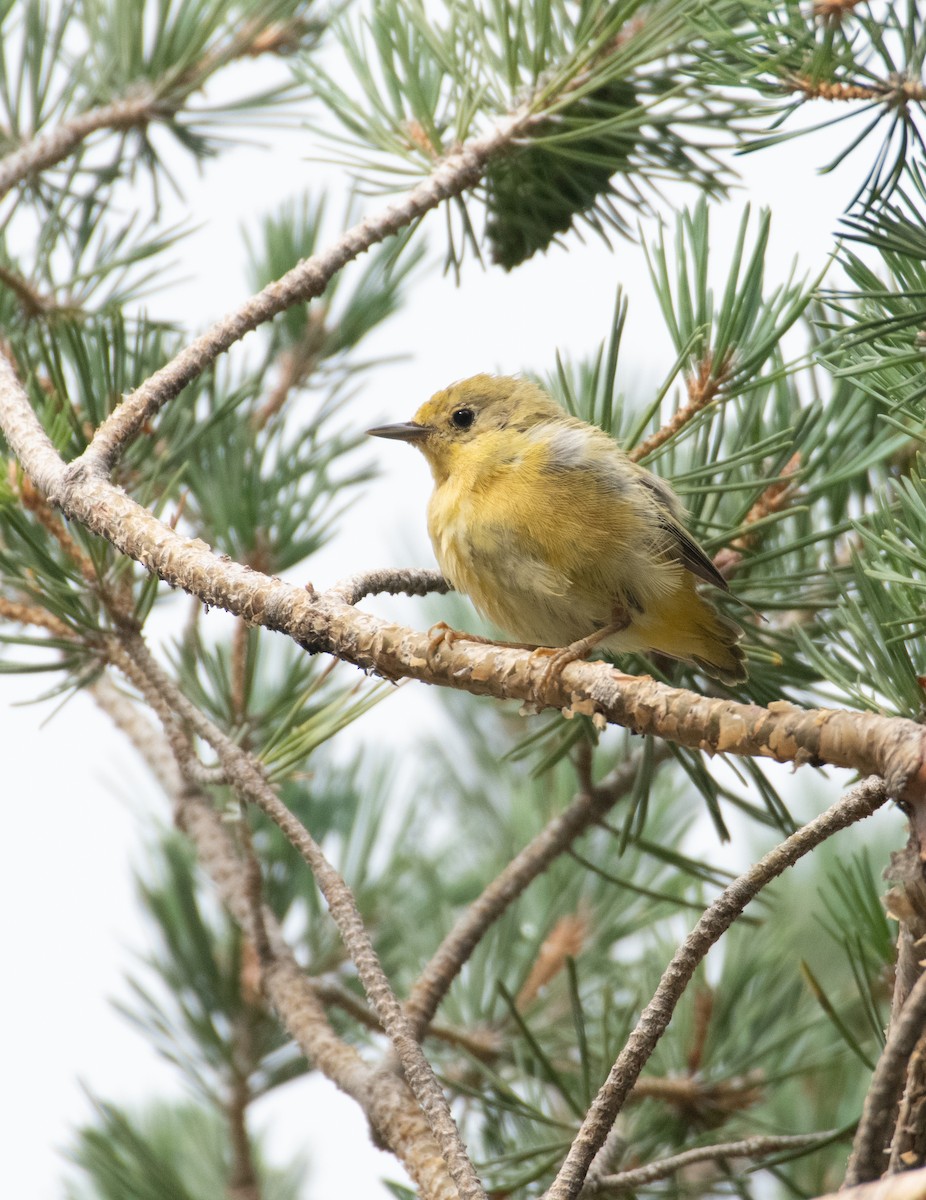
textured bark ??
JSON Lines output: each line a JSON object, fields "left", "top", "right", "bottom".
{"left": 885, "top": 842, "right": 926, "bottom": 1175}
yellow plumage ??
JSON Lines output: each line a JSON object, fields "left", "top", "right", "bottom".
{"left": 368, "top": 374, "right": 746, "bottom": 684}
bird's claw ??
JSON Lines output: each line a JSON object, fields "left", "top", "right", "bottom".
{"left": 426, "top": 622, "right": 494, "bottom": 665}
{"left": 530, "top": 644, "right": 586, "bottom": 693}
{"left": 426, "top": 621, "right": 459, "bottom": 663}
{"left": 530, "top": 613, "right": 631, "bottom": 692}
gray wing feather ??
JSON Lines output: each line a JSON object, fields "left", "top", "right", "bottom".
{"left": 638, "top": 475, "right": 729, "bottom": 592}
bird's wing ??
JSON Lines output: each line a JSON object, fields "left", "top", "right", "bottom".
{"left": 638, "top": 476, "right": 730, "bottom": 592}
{"left": 663, "top": 519, "right": 730, "bottom": 591}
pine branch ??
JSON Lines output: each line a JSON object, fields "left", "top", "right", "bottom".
{"left": 104, "top": 629, "right": 486, "bottom": 1200}
{"left": 89, "top": 674, "right": 186, "bottom": 797}
{"left": 330, "top": 567, "right": 452, "bottom": 605}
{"left": 0, "top": 93, "right": 158, "bottom": 199}
{"left": 584, "top": 1130, "right": 844, "bottom": 1194}
{"left": 884, "top": 841, "right": 926, "bottom": 1175}
{"left": 629, "top": 351, "right": 733, "bottom": 464}
{"left": 0, "top": 263, "right": 58, "bottom": 319}
{"left": 1, "top": 353, "right": 923, "bottom": 807}
{"left": 888, "top": 1033, "right": 926, "bottom": 1176}
{"left": 91, "top": 663, "right": 467, "bottom": 1200}
{"left": 178, "top": 793, "right": 464, "bottom": 1200}
{"left": 812, "top": 1169, "right": 926, "bottom": 1200}
{"left": 0, "top": 593, "right": 72, "bottom": 638}
{"left": 314, "top": 977, "right": 504, "bottom": 1062}
{"left": 74, "top": 107, "right": 535, "bottom": 476}
{"left": 545, "top": 776, "right": 889, "bottom": 1200}
{"left": 787, "top": 79, "right": 926, "bottom": 105}
{"left": 226, "top": 1066, "right": 260, "bottom": 1200}
{"left": 714, "top": 452, "right": 802, "bottom": 579}
{"left": 625, "top": 1071, "right": 765, "bottom": 1113}
{"left": 235, "top": 798, "right": 274, "bottom": 987}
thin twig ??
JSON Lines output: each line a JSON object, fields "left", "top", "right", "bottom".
{"left": 0, "top": 594, "right": 72, "bottom": 637}
{"left": 16, "top": 473, "right": 96, "bottom": 581}
{"left": 0, "top": 93, "right": 159, "bottom": 200}
{"left": 545, "top": 777, "right": 889, "bottom": 1200}
{"left": 629, "top": 353, "right": 732, "bottom": 463}
{"left": 330, "top": 567, "right": 452, "bottom": 605}
{"left": 231, "top": 617, "right": 250, "bottom": 726}
{"left": 626, "top": 1070, "right": 764, "bottom": 1113}
{"left": 226, "top": 1046, "right": 261, "bottom": 1200}
{"left": 584, "top": 1129, "right": 844, "bottom": 1193}
{"left": 178, "top": 792, "right": 463, "bottom": 1200}
{"left": 89, "top": 673, "right": 186, "bottom": 796}
{"left": 0, "top": 263, "right": 58, "bottom": 319}
{"left": 75, "top": 107, "right": 534, "bottom": 476}
{"left": 787, "top": 76, "right": 926, "bottom": 103}
{"left": 788, "top": 77, "right": 883, "bottom": 101}
{"left": 847, "top": 970, "right": 926, "bottom": 1185}
{"left": 405, "top": 745, "right": 672, "bottom": 1038}
{"left": 253, "top": 308, "right": 330, "bottom": 430}
{"left": 235, "top": 800, "right": 273, "bottom": 972}
{"left": 315, "top": 978, "right": 504, "bottom": 1061}
{"left": 714, "top": 452, "right": 801, "bottom": 579}
{"left": 174, "top": 11, "right": 317, "bottom": 89}
{"left": 0, "top": 15, "right": 312, "bottom": 206}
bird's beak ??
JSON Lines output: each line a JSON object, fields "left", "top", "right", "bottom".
{"left": 367, "top": 422, "right": 432, "bottom": 443}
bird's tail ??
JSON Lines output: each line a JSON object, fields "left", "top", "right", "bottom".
{"left": 645, "top": 580, "right": 747, "bottom": 684}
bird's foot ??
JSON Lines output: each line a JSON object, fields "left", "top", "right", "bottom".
{"left": 426, "top": 622, "right": 493, "bottom": 664}
{"left": 529, "top": 640, "right": 595, "bottom": 693}
{"left": 427, "top": 623, "right": 541, "bottom": 666}
{"left": 531, "top": 611, "right": 631, "bottom": 693}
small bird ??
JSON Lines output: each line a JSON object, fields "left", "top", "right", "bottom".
{"left": 368, "top": 374, "right": 746, "bottom": 684}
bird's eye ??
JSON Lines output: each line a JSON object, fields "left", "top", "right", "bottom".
{"left": 451, "top": 408, "right": 475, "bottom": 430}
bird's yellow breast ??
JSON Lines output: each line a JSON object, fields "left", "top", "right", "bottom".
{"left": 425, "top": 424, "right": 681, "bottom": 646}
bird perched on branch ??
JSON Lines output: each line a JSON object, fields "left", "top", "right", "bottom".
{"left": 368, "top": 374, "right": 746, "bottom": 684}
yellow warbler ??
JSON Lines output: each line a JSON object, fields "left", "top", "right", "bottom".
{"left": 368, "top": 374, "right": 746, "bottom": 684}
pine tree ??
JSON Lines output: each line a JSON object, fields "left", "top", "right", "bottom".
{"left": 3, "top": 1, "right": 926, "bottom": 1197}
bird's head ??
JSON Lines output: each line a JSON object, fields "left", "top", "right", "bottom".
{"left": 368, "top": 374, "right": 562, "bottom": 482}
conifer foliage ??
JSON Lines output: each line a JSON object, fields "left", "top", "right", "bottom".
{"left": 3, "top": 1, "right": 926, "bottom": 1198}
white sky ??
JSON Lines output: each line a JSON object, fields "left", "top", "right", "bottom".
{"left": 1, "top": 41, "right": 897, "bottom": 1200}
